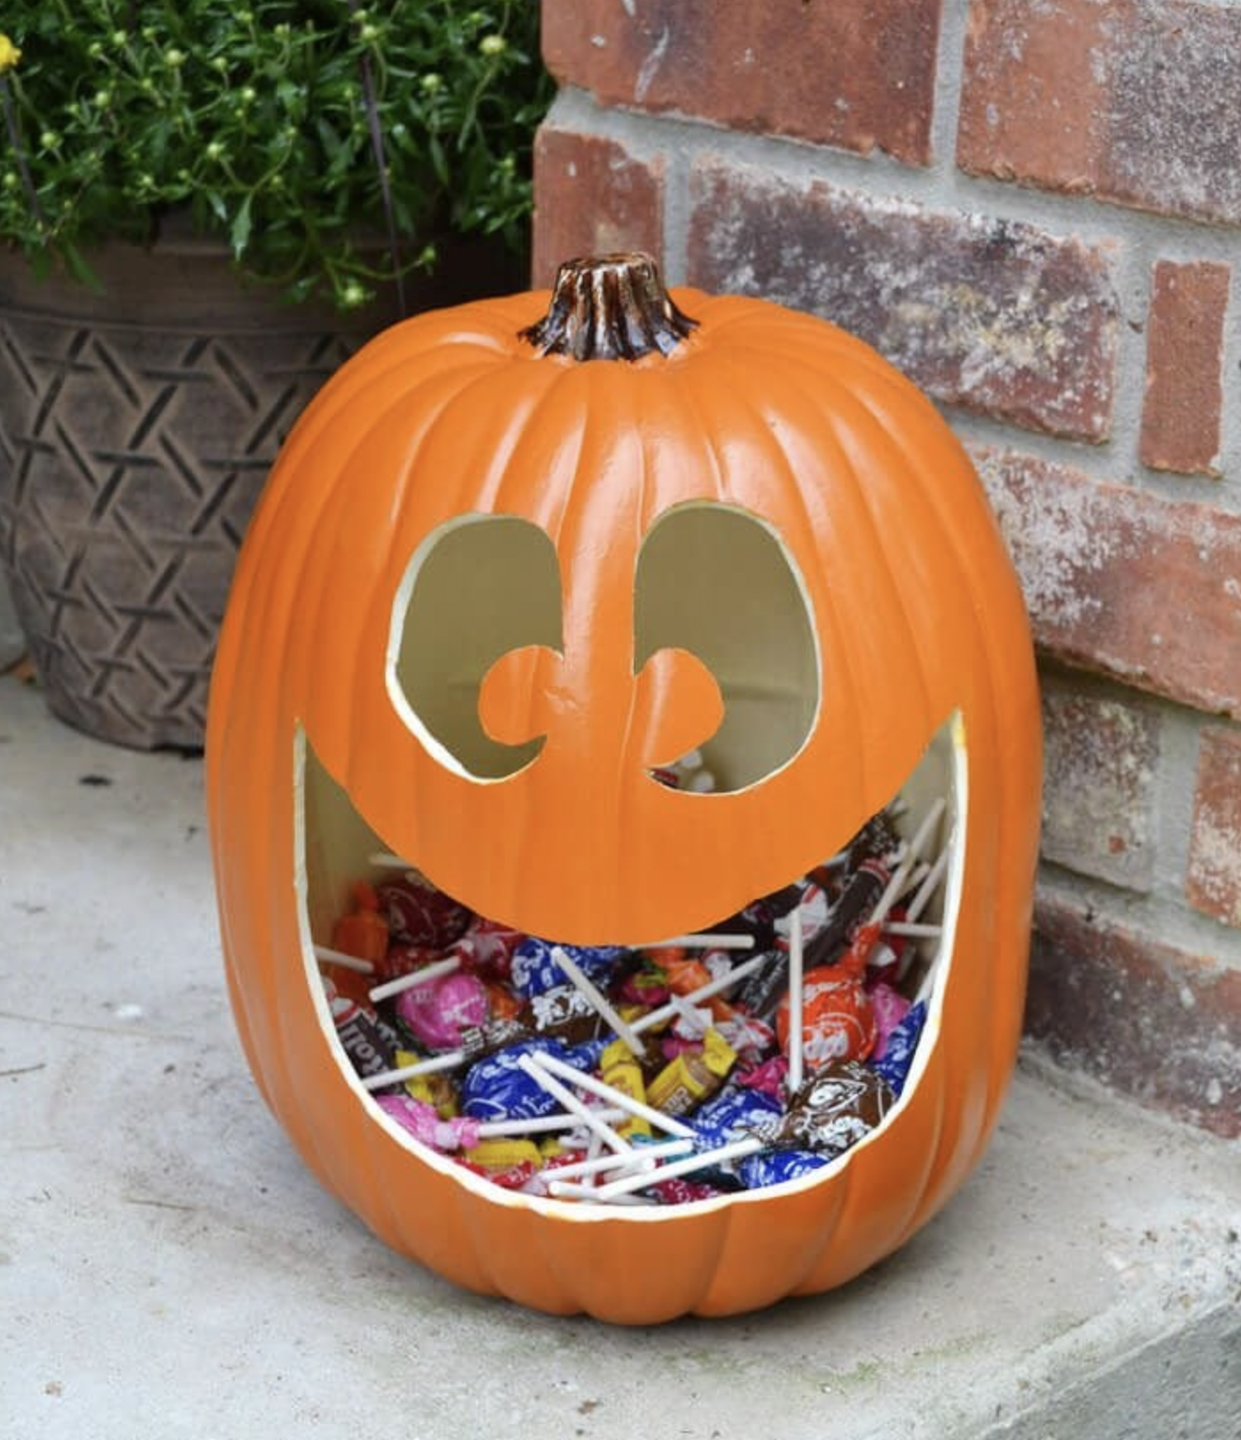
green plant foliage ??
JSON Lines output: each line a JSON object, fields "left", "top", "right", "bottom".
{"left": 0, "top": 1, "right": 552, "bottom": 307}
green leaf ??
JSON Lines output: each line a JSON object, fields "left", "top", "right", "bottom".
{"left": 62, "top": 241, "right": 103, "bottom": 292}
{"left": 230, "top": 194, "right": 252, "bottom": 259}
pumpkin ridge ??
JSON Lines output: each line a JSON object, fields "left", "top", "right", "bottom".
{"left": 666, "top": 352, "right": 733, "bottom": 508}
{"left": 216, "top": 354, "right": 501, "bottom": 735}
{"left": 777, "top": 358, "right": 946, "bottom": 730}
{"left": 491, "top": 362, "right": 596, "bottom": 920}
{"left": 339, "top": 361, "right": 559, "bottom": 811}
{"left": 561, "top": 361, "right": 651, "bottom": 910}
{"left": 819, "top": 389, "right": 1023, "bottom": 1213}
{"left": 884, "top": 1038, "right": 951, "bottom": 1256}
{"left": 489, "top": 362, "right": 596, "bottom": 875}
{"left": 489, "top": 352, "right": 593, "bottom": 522}
{"left": 683, "top": 348, "right": 882, "bottom": 822}
{"left": 352, "top": 356, "right": 572, "bottom": 771}
{"left": 289, "top": 365, "right": 503, "bottom": 774}
{"left": 260, "top": 339, "right": 508, "bottom": 522}
{"left": 844, "top": 379, "right": 1038, "bottom": 1126}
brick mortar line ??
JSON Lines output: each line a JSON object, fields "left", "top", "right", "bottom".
{"left": 661, "top": 143, "right": 691, "bottom": 288}
{"left": 1213, "top": 249, "right": 1241, "bottom": 499}
{"left": 1151, "top": 702, "right": 1210, "bottom": 918}
{"left": 542, "top": 90, "right": 1241, "bottom": 508}
{"left": 1106, "top": 219, "right": 1160, "bottom": 496}
{"left": 928, "top": 0, "right": 971, "bottom": 198}
{"left": 543, "top": 87, "right": 1241, "bottom": 268}
{"left": 1035, "top": 860, "right": 1241, "bottom": 972}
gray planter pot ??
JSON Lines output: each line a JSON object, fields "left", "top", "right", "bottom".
{"left": 0, "top": 232, "right": 510, "bottom": 749}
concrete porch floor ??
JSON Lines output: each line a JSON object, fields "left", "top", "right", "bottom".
{"left": 1, "top": 670, "right": 1238, "bottom": 1440}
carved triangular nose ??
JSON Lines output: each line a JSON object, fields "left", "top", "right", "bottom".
{"left": 477, "top": 644, "right": 564, "bottom": 751}
{"left": 630, "top": 646, "right": 724, "bottom": 769}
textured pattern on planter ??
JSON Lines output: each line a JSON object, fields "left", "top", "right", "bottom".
{"left": 0, "top": 236, "right": 399, "bottom": 751}
{"left": 0, "top": 320, "right": 349, "bottom": 747}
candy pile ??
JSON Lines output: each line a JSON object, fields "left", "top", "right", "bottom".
{"left": 315, "top": 794, "right": 948, "bottom": 1206}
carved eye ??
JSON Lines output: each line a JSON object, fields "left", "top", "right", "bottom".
{"left": 387, "top": 515, "right": 562, "bottom": 779}
{"left": 633, "top": 503, "right": 820, "bottom": 792}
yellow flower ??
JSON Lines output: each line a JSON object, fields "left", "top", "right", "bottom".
{"left": 0, "top": 34, "right": 22, "bottom": 74}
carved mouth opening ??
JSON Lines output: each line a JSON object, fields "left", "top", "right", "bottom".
{"left": 295, "top": 712, "right": 965, "bottom": 1216}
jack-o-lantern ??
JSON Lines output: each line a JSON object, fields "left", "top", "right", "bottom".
{"left": 206, "top": 254, "right": 1041, "bottom": 1323}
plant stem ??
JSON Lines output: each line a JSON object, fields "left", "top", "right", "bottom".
{"left": 0, "top": 78, "right": 45, "bottom": 230}
{"left": 346, "top": 0, "right": 405, "bottom": 318}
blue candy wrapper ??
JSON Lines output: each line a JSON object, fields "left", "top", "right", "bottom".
{"left": 740, "top": 1148, "right": 830, "bottom": 1189}
{"left": 460, "top": 1038, "right": 604, "bottom": 1122}
{"left": 692, "top": 1087, "right": 784, "bottom": 1152}
{"left": 871, "top": 999, "right": 926, "bottom": 1095}
{"left": 510, "top": 938, "right": 629, "bottom": 999}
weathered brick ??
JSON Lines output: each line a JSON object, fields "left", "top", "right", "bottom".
{"left": 542, "top": 0, "right": 942, "bottom": 166}
{"left": 1187, "top": 727, "right": 1241, "bottom": 929}
{"left": 531, "top": 127, "right": 664, "bottom": 289}
{"left": 1028, "top": 890, "right": 1241, "bottom": 1138}
{"left": 1040, "top": 686, "right": 1159, "bottom": 892}
{"left": 958, "top": 0, "right": 1241, "bottom": 227}
{"left": 975, "top": 449, "right": 1241, "bottom": 719}
{"left": 1140, "top": 260, "right": 1230, "bottom": 477}
{"left": 687, "top": 157, "right": 1117, "bottom": 440}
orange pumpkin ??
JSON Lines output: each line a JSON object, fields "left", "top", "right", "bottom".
{"left": 205, "top": 254, "right": 1041, "bottom": 1323}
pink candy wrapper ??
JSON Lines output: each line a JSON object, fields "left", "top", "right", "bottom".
{"left": 376, "top": 1095, "right": 482, "bottom": 1151}
{"left": 869, "top": 982, "right": 913, "bottom": 1061}
{"left": 395, "top": 970, "right": 489, "bottom": 1050}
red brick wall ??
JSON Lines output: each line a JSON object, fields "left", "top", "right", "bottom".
{"left": 534, "top": 0, "right": 1241, "bottom": 1136}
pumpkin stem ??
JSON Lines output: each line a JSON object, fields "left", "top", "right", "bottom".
{"left": 520, "top": 253, "right": 698, "bottom": 362}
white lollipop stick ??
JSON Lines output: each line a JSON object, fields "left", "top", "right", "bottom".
{"left": 516, "top": 1054, "right": 632, "bottom": 1155}
{"left": 476, "top": 1107, "right": 628, "bottom": 1139}
{"left": 314, "top": 945, "right": 377, "bottom": 976}
{"left": 872, "top": 798, "right": 946, "bottom": 924}
{"left": 901, "top": 860, "right": 932, "bottom": 897}
{"left": 547, "top": 1138, "right": 695, "bottom": 1183}
{"left": 361, "top": 1049, "right": 464, "bottom": 1090}
{"left": 549, "top": 1184, "right": 658, "bottom": 1204}
{"left": 366, "top": 852, "right": 416, "bottom": 871}
{"left": 906, "top": 845, "right": 950, "bottom": 923}
{"left": 786, "top": 908, "right": 805, "bottom": 1095}
{"left": 367, "top": 955, "right": 460, "bottom": 1004}
{"left": 528, "top": 1050, "right": 696, "bottom": 1138}
{"left": 648, "top": 933, "right": 756, "bottom": 950}
{"left": 668, "top": 994, "right": 710, "bottom": 1040}
{"left": 551, "top": 1136, "right": 766, "bottom": 1202}
{"left": 550, "top": 946, "right": 647, "bottom": 1057}
{"left": 630, "top": 949, "right": 772, "bottom": 1036}
{"left": 882, "top": 921, "right": 943, "bottom": 939}
{"left": 580, "top": 1130, "right": 604, "bottom": 1191}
